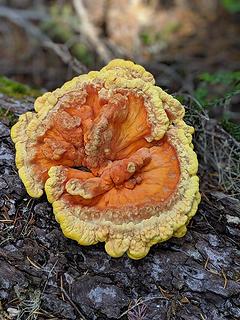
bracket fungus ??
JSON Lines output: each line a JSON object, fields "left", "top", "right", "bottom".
{"left": 11, "top": 59, "right": 200, "bottom": 259}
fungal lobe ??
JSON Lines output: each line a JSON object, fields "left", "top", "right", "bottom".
{"left": 11, "top": 59, "right": 200, "bottom": 259}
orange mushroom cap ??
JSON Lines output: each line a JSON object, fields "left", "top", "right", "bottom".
{"left": 11, "top": 59, "right": 200, "bottom": 259}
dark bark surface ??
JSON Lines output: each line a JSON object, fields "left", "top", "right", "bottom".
{"left": 0, "top": 94, "right": 239, "bottom": 320}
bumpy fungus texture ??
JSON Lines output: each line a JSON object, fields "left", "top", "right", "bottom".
{"left": 11, "top": 59, "right": 200, "bottom": 259}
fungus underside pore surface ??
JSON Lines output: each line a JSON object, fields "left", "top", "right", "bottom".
{"left": 11, "top": 60, "right": 200, "bottom": 259}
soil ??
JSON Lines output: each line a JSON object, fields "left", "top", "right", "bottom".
{"left": 0, "top": 94, "right": 240, "bottom": 320}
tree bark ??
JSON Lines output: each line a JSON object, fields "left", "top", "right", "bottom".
{"left": 0, "top": 94, "right": 239, "bottom": 320}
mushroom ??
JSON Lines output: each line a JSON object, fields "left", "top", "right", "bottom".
{"left": 11, "top": 59, "right": 200, "bottom": 259}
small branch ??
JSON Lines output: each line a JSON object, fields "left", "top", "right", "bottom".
{"left": 118, "top": 295, "right": 168, "bottom": 319}
{"left": 73, "top": 0, "right": 112, "bottom": 63}
{"left": 60, "top": 287, "right": 87, "bottom": 320}
{"left": 0, "top": 5, "right": 88, "bottom": 74}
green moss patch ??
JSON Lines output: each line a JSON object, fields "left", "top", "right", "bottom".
{"left": 0, "top": 108, "right": 18, "bottom": 126}
{"left": 0, "top": 76, "right": 41, "bottom": 99}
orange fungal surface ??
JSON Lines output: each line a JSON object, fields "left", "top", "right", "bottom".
{"left": 11, "top": 59, "right": 200, "bottom": 259}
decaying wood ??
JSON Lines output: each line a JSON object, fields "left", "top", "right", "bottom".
{"left": 0, "top": 94, "right": 239, "bottom": 320}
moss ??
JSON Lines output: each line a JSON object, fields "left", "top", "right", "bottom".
{"left": 140, "top": 31, "right": 155, "bottom": 46}
{"left": 140, "top": 21, "right": 180, "bottom": 46}
{"left": 0, "top": 108, "right": 18, "bottom": 126}
{"left": 0, "top": 76, "right": 41, "bottom": 98}
{"left": 41, "top": 3, "right": 79, "bottom": 42}
{"left": 71, "top": 43, "right": 94, "bottom": 67}
{"left": 161, "top": 21, "right": 181, "bottom": 40}
{"left": 40, "top": 4, "right": 94, "bottom": 67}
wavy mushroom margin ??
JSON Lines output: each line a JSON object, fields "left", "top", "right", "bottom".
{"left": 11, "top": 59, "right": 200, "bottom": 259}
{"left": 45, "top": 120, "right": 200, "bottom": 259}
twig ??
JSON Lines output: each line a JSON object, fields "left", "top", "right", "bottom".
{"left": 26, "top": 256, "right": 41, "bottom": 270}
{"left": 73, "top": 0, "right": 112, "bottom": 63}
{"left": 118, "top": 296, "right": 168, "bottom": 319}
{"left": 60, "top": 287, "right": 87, "bottom": 320}
{"left": 0, "top": 5, "right": 87, "bottom": 74}
{"left": 204, "top": 256, "right": 209, "bottom": 269}
{"left": 60, "top": 275, "right": 65, "bottom": 301}
{"left": 221, "top": 269, "right": 228, "bottom": 289}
